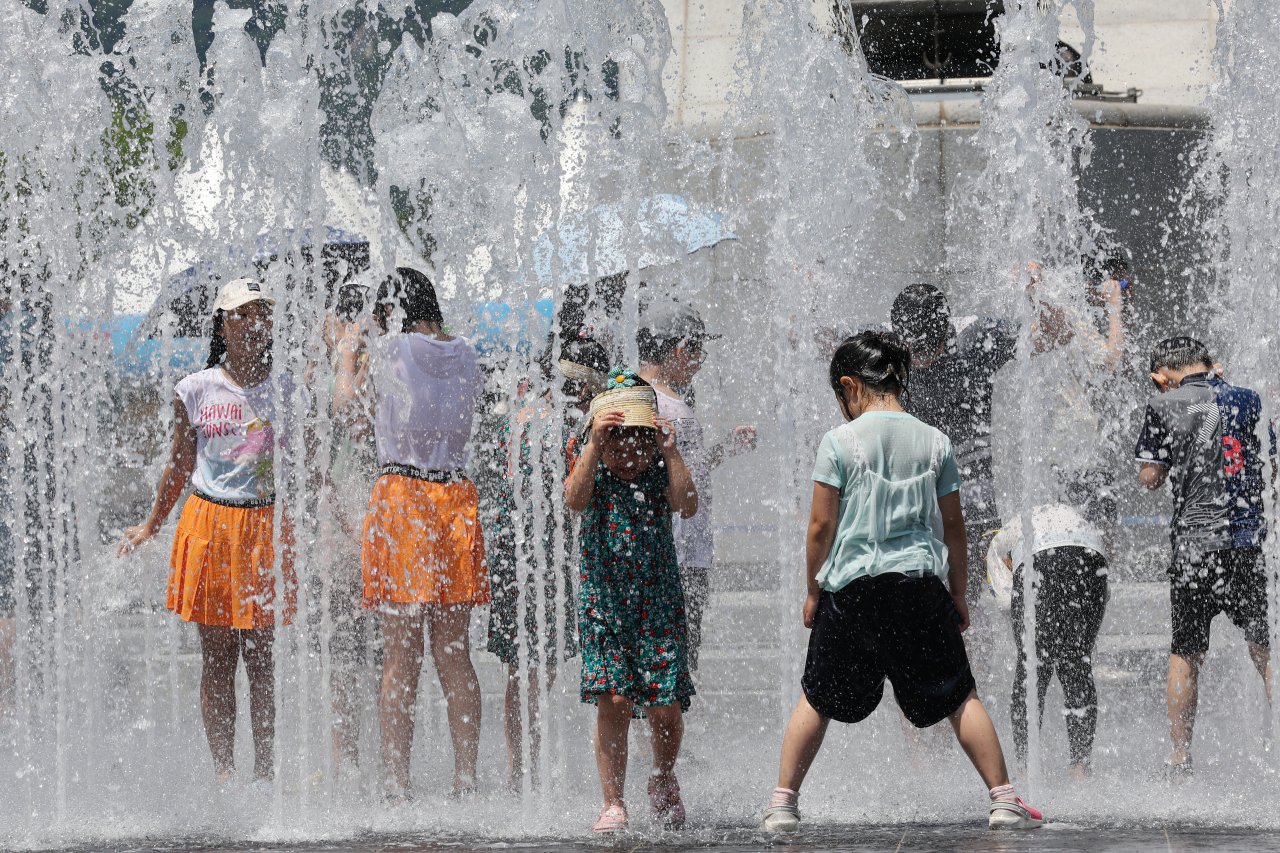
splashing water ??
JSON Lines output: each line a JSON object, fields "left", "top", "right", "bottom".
{"left": 2, "top": 0, "right": 1280, "bottom": 845}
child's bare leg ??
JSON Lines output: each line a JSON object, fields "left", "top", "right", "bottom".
{"left": 595, "top": 694, "right": 634, "bottom": 807}
{"left": 197, "top": 624, "right": 240, "bottom": 781}
{"left": 1248, "top": 642, "right": 1271, "bottom": 703}
{"left": 241, "top": 626, "right": 276, "bottom": 782}
{"left": 647, "top": 704, "right": 684, "bottom": 782}
{"left": 0, "top": 616, "right": 15, "bottom": 712}
{"left": 331, "top": 662, "right": 360, "bottom": 777}
{"left": 947, "top": 689, "right": 1010, "bottom": 789}
{"left": 1168, "top": 652, "right": 1201, "bottom": 766}
{"left": 777, "top": 694, "right": 830, "bottom": 791}
{"left": 380, "top": 607, "right": 426, "bottom": 797}
{"left": 427, "top": 603, "right": 481, "bottom": 791}
{"left": 503, "top": 663, "right": 543, "bottom": 788}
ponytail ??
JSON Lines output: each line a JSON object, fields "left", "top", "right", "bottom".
{"left": 206, "top": 311, "right": 227, "bottom": 369}
{"left": 829, "top": 330, "right": 911, "bottom": 398}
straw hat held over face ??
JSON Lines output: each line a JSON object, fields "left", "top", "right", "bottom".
{"left": 586, "top": 368, "right": 657, "bottom": 430}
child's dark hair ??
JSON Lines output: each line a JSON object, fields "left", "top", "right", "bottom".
{"left": 375, "top": 267, "right": 444, "bottom": 333}
{"left": 636, "top": 327, "right": 681, "bottom": 365}
{"left": 563, "top": 338, "right": 611, "bottom": 374}
{"left": 1149, "top": 337, "right": 1211, "bottom": 385}
{"left": 206, "top": 310, "right": 227, "bottom": 368}
{"left": 334, "top": 283, "right": 365, "bottom": 323}
{"left": 829, "top": 331, "right": 911, "bottom": 399}
{"left": 890, "top": 283, "right": 951, "bottom": 355}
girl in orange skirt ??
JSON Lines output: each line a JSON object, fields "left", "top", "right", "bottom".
{"left": 118, "top": 278, "right": 301, "bottom": 788}
{"left": 334, "top": 267, "right": 487, "bottom": 801}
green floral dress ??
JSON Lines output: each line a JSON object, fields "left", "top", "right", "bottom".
{"left": 578, "top": 455, "right": 694, "bottom": 710}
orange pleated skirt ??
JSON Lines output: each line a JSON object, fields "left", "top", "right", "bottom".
{"left": 361, "top": 474, "right": 489, "bottom": 606}
{"left": 167, "top": 494, "right": 297, "bottom": 629}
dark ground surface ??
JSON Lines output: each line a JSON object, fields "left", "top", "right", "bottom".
{"left": 21, "top": 825, "right": 1280, "bottom": 853}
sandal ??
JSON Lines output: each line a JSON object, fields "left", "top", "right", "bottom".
{"left": 989, "top": 797, "right": 1044, "bottom": 830}
{"left": 760, "top": 804, "right": 800, "bottom": 833}
{"left": 648, "top": 775, "right": 686, "bottom": 829}
{"left": 593, "top": 804, "right": 628, "bottom": 833}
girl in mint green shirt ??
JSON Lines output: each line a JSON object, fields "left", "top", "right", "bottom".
{"left": 759, "top": 330, "right": 1041, "bottom": 834}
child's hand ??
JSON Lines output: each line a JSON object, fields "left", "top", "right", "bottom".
{"left": 803, "top": 589, "right": 820, "bottom": 628}
{"left": 729, "top": 425, "right": 757, "bottom": 453}
{"left": 589, "top": 410, "right": 625, "bottom": 446}
{"left": 655, "top": 417, "right": 678, "bottom": 455}
{"left": 952, "top": 593, "right": 970, "bottom": 632}
{"left": 117, "top": 521, "right": 158, "bottom": 558}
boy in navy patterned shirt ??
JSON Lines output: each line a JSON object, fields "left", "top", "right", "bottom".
{"left": 1136, "top": 336, "right": 1273, "bottom": 782}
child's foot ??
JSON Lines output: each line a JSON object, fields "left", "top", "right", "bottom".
{"left": 593, "top": 804, "right": 628, "bottom": 834}
{"left": 648, "top": 774, "right": 686, "bottom": 829}
{"left": 989, "top": 797, "right": 1043, "bottom": 830}
{"left": 760, "top": 804, "right": 800, "bottom": 833}
{"left": 1169, "top": 756, "right": 1193, "bottom": 784}
{"left": 1068, "top": 763, "right": 1089, "bottom": 784}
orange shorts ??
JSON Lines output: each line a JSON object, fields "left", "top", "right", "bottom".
{"left": 167, "top": 494, "right": 297, "bottom": 629}
{"left": 361, "top": 474, "right": 489, "bottom": 606}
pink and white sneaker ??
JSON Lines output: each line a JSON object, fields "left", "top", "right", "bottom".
{"left": 989, "top": 797, "right": 1044, "bottom": 829}
{"left": 593, "top": 804, "right": 628, "bottom": 834}
{"left": 648, "top": 775, "right": 686, "bottom": 829}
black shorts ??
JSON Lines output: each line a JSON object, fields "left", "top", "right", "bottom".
{"left": 1170, "top": 546, "right": 1269, "bottom": 657}
{"left": 802, "top": 573, "right": 976, "bottom": 728}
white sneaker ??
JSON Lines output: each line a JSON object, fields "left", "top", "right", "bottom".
{"left": 989, "top": 797, "right": 1044, "bottom": 829}
{"left": 760, "top": 804, "right": 800, "bottom": 832}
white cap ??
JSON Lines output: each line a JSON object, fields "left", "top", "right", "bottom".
{"left": 212, "top": 278, "right": 275, "bottom": 315}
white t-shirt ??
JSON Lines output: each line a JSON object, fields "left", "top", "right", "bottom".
{"left": 371, "top": 333, "right": 482, "bottom": 470}
{"left": 989, "top": 503, "right": 1105, "bottom": 571}
{"left": 655, "top": 389, "right": 713, "bottom": 568}
{"left": 985, "top": 503, "right": 1105, "bottom": 610}
{"left": 175, "top": 368, "right": 305, "bottom": 502}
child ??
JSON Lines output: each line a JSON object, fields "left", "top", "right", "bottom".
{"left": 1135, "top": 336, "right": 1272, "bottom": 781}
{"left": 485, "top": 336, "right": 609, "bottom": 791}
{"left": 118, "top": 278, "right": 301, "bottom": 788}
{"left": 986, "top": 504, "right": 1108, "bottom": 781}
{"left": 333, "top": 267, "right": 487, "bottom": 801}
{"left": 637, "top": 300, "right": 755, "bottom": 671}
{"left": 319, "top": 286, "right": 379, "bottom": 785}
{"left": 564, "top": 368, "right": 698, "bottom": 833}
{"left": 759, "top": 331, "right": 1041, "bottom": 833}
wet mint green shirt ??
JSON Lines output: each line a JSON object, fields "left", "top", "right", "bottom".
{"left": 811, "top": 412, "right": 960, "bottom": 591}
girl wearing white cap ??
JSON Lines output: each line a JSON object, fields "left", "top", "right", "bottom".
{"left": 118, "top": 278, "right": 303, "bottom": 789}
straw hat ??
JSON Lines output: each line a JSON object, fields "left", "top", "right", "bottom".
{"left": 559, "top": 359, "right": 608, "bottom": 394}
{"left": 586, "top": 368, "right": 657, "bottom": 430}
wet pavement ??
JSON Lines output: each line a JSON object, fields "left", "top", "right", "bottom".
{"left": 20, "top": 824, "right": 1280, "bottom": 853}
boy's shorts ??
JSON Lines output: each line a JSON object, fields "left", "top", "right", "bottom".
{"left": 1170, "top": 546, "right": 1268, "bottom": 657}
{"left": 802, "top": 572, "right": 976, "bottom": 728}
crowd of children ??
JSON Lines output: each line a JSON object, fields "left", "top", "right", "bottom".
{"left": 110, "top": 266, "right": 1275, "bottom": 835}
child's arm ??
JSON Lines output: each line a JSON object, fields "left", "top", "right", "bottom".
{"left": 333, "top": 322, "right": 373, "bottom": 445}
{"left": 1139, "top": 462, "right": 1168, "bottom": 491}
{"left": 118, "top": 399, "right": 198, "bottom": 557}
{"left": 938, "top": 490, "right": 970, "bottom": 631}
{"left": 564, "top": 410, "right": 623, "bottom": 512}
{"left": 803, "top": 482, "right": 840, "bottom": 628}
{"left": 657, "top": 416, "right": 699, "bottom": 519}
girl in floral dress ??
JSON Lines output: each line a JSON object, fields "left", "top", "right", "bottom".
{"left": 564, "top": 369, "right": 698, "bottom": 833}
